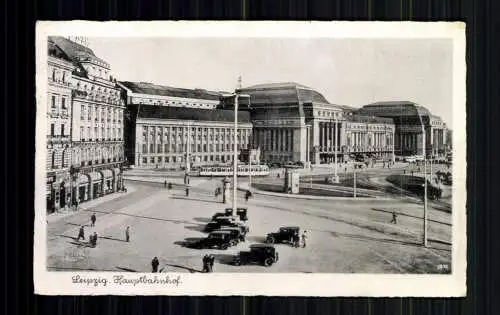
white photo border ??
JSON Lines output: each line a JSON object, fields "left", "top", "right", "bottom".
{"left": 34, "top": 21, "right": 467, "bottom": 296}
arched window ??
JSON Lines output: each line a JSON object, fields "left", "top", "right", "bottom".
{"left": 52, "top": 69, "right": 56, "bottom": 81}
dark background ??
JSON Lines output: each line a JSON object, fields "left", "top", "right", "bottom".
{"left": 4, "top": 0, "right": 499, "bottom": 314}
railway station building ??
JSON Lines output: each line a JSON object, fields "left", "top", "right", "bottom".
{"left": 356, "top": 101, "right": 448, "bottom": 158}
{"left": 119, "top": 81, "right": 253, "bottom": 168}
{"left": 222, "top": 82, "right": 396, "bottom": 165}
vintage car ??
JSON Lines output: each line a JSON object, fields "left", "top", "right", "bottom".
{"left": 219, "top": 207, "right": 249, "bottom": 221}
{"left": 216, "top": 227, "right": 245, "bottom": 246}
{"left": 266, "top": 226, "right": 300, "bottom": 245}
{"left": 188, "top": 231, "right": 233, "bottom": 250}
{"left": 233, "top": 244, "right": 279, "bottom": 267}
{"left": 204, "top": 217, "right": 238, "bottom": 232}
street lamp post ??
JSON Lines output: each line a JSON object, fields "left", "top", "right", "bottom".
{"left": 422, "top": 125, "right": 428, "bottom": 247}
{"left": 222, "top": 92, "right": 250, "bottom": 216}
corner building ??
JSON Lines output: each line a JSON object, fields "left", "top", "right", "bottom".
{"left": 119, "top": 82, "right": 252, "bottom": 168}
{"left": 47, "top": 37, "right": 126, "bottom": 212}
{"left": 46, "top": 39, "right": 74, "bottom": 212}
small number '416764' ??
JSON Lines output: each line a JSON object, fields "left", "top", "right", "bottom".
{"left": 437, "top": 264, "right": 450, "bottom": 272}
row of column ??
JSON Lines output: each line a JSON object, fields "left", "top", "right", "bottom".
{"left": 254, "top": 128, "right": 294, "bottom": 152}
{"left": 318, "top": 122, "right": 339, "bottom": 151}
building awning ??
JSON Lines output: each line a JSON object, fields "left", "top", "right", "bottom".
{"left": 101, "top": 169, "right": 113, "bottom": 179}
{"left": 89, "top": 172, "right": 102, "bottom": 182}
{"left": 78, "top": 174, "right": 89, "bottom": 185}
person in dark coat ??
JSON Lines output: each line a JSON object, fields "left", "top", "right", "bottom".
{"left": 185, "top": 188, "right": 189, "bottom": 197}
{"left": 151, "top": 257, "right": 160, "bottom": 273}
{"left": 90, "top": 213, "right": 96, "bottom": 227}
{"left": 164, "top": 180, "right": 167, "bottom": 188}
{"left": 390, "top": 212, "right": 398, "bottom": 224}
{"left": 90, "top": 232, "right": 98, "bottom": 247}
{"left": 77, "top": 226, "right": 85, "bottom": 241}
{"left": 209, "top": 255, "right": 215, "bottom": 272}
{"left": 202, "top": 255, "right": 210, "bottom": 273}
{"left": 125, "top": 226, "right": 130, "bottom": 242}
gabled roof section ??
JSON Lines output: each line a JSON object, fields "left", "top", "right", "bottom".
{"left": 48, "top": 38, "right": 73, "bottom": 63}
{"left": 120, "top": 81, "right": 221, "bottom": 101}
{"left": 133, "top": 105, "right": 251, "bottom": 123}
{"left": 49, "top": 36, "right": 110, "bottom": 69}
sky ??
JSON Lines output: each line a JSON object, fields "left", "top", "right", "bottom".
{"left": 88, "top": 37, "right": 453, "bottom": 126}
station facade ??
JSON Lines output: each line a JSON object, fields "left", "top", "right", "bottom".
{"left": 120, "top": 81, "right": 252, "bottom": 168}
{"left": 224, "top": 82, "right": 396, "bottom": 165}
{"left": 46, "top": 36, "right": 126, "bottom": 213}
{"left": 356, "top": 101, "right": 448, "bottom": 158}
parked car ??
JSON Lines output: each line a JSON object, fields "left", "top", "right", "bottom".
{"left": 216, "top": 227, "right": 245, "bottom": 245}
{"left": 188, "top": 231, "right": 233, "bottom": 250}
{"left": 266, "top": 226, "right": 300, "bottom": 245}
{"left": 233, "top": 244, "right": 279, "bottom": 267}
{"left": 204, "top": 217, "right": 238, "bottom": 232}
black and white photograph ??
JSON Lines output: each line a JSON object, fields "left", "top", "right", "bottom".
{"left": 34, "top": 21, "right": 466, "bottom": 296}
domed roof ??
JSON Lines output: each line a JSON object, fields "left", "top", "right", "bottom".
{"left": 239, "top": 82, "right": 330, "bottom": 105}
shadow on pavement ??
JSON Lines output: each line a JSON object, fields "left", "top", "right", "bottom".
{"left": 161, "top": 263, "right": 201, "bottom": 273}
{"left": 328, "top": 230, "right": 451, "bottom": 252}
{"left": 116, "top": 266, "right": 138, "bottom": 272}
{"left": 185, "top": 224, "right": 207, "bottom": 233}
{"left": 171, "top": 196, "right": 222, "bottom": 205}
{"left": 212, "top": 254, "right": 235, "bottom": 265}
{"left": 371, "top": 208, "right": 452, "bottom": 226}
{"left": 66, "top": 222, "right": 90, "bottom": 227}
{"left": 100, "top": 236, "right": 128, "bottom": 243}
{"left": 84, "top": 209, "right": 195, "bottom": 225}
{"left": 174, "top": 237, "right": 204, "bottom": 248}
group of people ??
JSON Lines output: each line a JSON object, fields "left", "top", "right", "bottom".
{"left": 76, "top": 213, "right": 132, "bottom": 247}
{"left": 291, "top": 230, "right": 308, "bottom": 248}
{"left": 202, "top": 254, "right": 215, "bottom": 273}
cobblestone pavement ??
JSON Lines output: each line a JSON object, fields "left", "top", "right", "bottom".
{"left": 46, "top": 176, "right": 452, "bottom": 274}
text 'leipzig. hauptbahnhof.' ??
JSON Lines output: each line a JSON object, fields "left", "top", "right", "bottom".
{"left": 45, "top": 36, "right": 450, "bottom": 213}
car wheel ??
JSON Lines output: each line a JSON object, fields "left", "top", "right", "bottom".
{"left": 234, "top": 259, "right": 241, "bottom": 266}
{"left": 266, "top": 236, "right": 275, "bottom": 244}
{"left": 221, "top": 243, "right": 229, "bottom": 250}
{"left": 264, "top": 258, "right": 273, "bottom": 267}
{"left": 230, "top": 240, "right": 237, "bottom": 247}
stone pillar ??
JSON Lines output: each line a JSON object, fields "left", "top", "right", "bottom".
{"left": 292, "top": 126, "right": 307, "bottom": 163}
{"left": 313, "top": 120, "right": 320, "bottom": 164}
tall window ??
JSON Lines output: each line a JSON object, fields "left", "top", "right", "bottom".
{"left": 61, "top": 97, "right": 66, "bottom": 109}
{"left": 51, "top": 151, "right": 56, "bottom": 168}
{"left": 61, "top": 124, "right": 65, "bottom": 136}
{"left": 51, "top": 96, "right": 56, "bottom": 108}
{"left": 80, "top": 105, "right": 85, "bottom": 120}
{"left": 50, "top": 124, "right": 55, "bottom": 136}
{"left": 101, "top": 127, "right": 104, "bottom": 139}
{"left": 62, "top": 72, "right": 65, "bottom": 83}
{"left": 80, "top": 127, "right": 84, "bottom": 139}
{"left": 51, "top": 70, "right": 56, "bottom": 81}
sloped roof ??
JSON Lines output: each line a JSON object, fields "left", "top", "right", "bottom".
{"left": 48, "top": 38, "right": 73, "bottom": 63}
{"left": 358, "top": 101, "right": 430, "bottom": 118}
{"left": 120, "top": 81, "right": 221, "bottom": 101}
{"left": 133, "top": 105, "right": 251, "bottom": 123}
{"left": 238, "top": 82, "right": 330, "bottom": 105}
{"left": 49, "top": 36, "right": 109, "bottom": 69}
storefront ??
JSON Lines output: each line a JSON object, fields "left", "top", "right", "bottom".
{"left": 89, "top": 172, "right": 103, "bottom": 199}
{"left": 76, "top": 174, "right": 90, "bottom": 203}
{"left": 100, "top": 169, "right": 114, "bottom": 194}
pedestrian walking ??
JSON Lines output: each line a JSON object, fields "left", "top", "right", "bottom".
{"left": 125, "top": 226, "right": 130, "bottom": 242}
{"left": 301, "top": 230, "right": 308, "bottom": 248}
{"left": 164, "top": 180, "right": 167, "bottom": 188}
{"left": 151, "top": 257, "right": 160, "bottom": 273}
{"left": 77, "top": 226, "right": 85, "bottom": 241}
{"left": 185, "top": 188, "right": 189, "bottom": 197}
{"left": 390, "top": 212, "right": 398, "bottom": 224}
{"left": 90, "top": 213, "right": 96, "bottom": 227}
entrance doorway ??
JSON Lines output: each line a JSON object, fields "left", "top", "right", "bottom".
{"left": 60, "top": 184, "right": 66, "bottom": 208}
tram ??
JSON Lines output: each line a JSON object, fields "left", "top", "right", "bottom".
{"left": 199, "top": 164, "right": 270, "bottom": 177}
